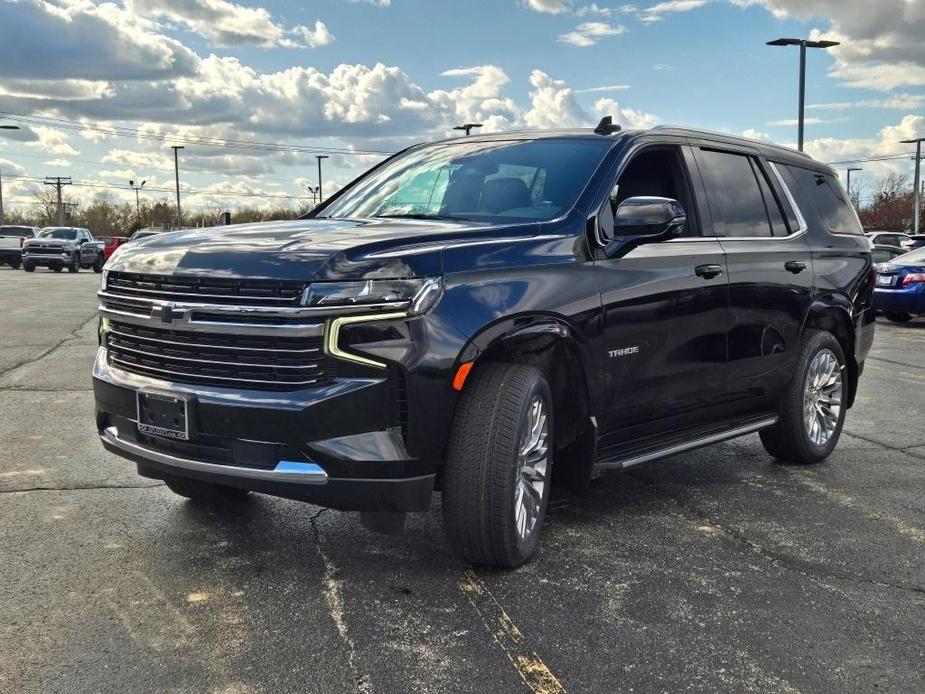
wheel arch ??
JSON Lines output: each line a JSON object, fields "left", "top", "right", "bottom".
{"left": 801, "top": 299, "right": 860, "bottom": 408}
{"left": 462, "top": 314, "right": 599, "bottom": 489}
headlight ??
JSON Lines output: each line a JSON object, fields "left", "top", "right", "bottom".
{"left": 100, "top": 268, "right": 109, "bottom": 291}
{"left": 303, "top": 277, "right": 442, "bottom": 316}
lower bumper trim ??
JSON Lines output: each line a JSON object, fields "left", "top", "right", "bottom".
{"left": 100, "top": 426, "right": 328, "bottom": 485}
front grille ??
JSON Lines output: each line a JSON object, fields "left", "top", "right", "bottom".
{"left": 27, "top": 246, "right": 66, "bottom": 255}
{"left": 106, "top": 321, "right": 334, "bottom": 390}
{"left": 106, "top": 272, "right": 306, "bottom": 306}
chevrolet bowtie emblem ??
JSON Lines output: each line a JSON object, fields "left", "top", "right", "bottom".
{"left": 151, "top": 302, "right": 184, "bottom": 324}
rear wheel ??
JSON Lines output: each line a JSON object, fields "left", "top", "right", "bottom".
{"left": 885, "top": 312, "right": 913, "bottom": 323}
{"left": 760, "top": 330, "right": 847, "bottom": 464}
{"left": 163, "top": 475, "right": 250, "bottom": 503}
{"left": 51, "top": 263, "right": 63, "bottom": 273}
{"left": 442, "top": 363, "right": 554, "bottom": 568}
{"left": 22, "top": 261, "right": 34, "bottom": 272}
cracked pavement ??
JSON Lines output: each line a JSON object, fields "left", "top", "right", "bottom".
{"left": 0, "top": 267, "right": 923, "bottom": 693}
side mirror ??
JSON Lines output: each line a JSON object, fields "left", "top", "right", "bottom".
{"left": 603, "top": 196, "right": 687, "bottom": 258}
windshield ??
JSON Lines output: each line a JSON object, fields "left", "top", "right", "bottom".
{"left": 895, "top": 247, "right": 925, "bottom": 264}
{"left": 38, "top": 228, "right": 78, "bottom": 240}
{"left": 322, "top": 138, "right": 611, "bottom": 222}
{"left": 0, "top": 226, "right": 33, "bottom": 238}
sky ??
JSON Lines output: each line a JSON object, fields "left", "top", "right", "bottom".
{"left": 0, "top": 0, "right": 923, "bottom": 215}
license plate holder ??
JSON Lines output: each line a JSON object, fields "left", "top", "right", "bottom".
{"left": 137, "top": 391, "right": 190, "bottom": 440}
{"left": 876, "top": 274, "right": 894, "bottom": 287}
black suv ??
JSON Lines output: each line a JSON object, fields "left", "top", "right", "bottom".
{"left": 94, "top": 122, "right": 874, "bottom": 567}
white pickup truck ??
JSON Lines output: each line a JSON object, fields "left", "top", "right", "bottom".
{"left": 0, "top": 225, "right": 39, "bottom": 269}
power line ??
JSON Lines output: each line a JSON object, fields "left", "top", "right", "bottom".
{"left": 0, "top": 111, "right": 395, "bottom": 157}
{"left": 825, "top": 152, "right": 917, "bottom": 166}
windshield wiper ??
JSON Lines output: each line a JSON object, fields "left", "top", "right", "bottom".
{"left": 373, "top": 213, "right": 470, "bottom": 222}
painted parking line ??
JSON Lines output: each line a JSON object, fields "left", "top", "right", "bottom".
{"left": 458, "top": 569, "right": 566, "bottom": 694}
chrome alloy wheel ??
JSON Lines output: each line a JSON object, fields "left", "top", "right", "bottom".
{"left": 514, "top": 396, "right": 549, "bottom": 542}
{"left": 802, "top": 348, "right": 844, "bottom": 446}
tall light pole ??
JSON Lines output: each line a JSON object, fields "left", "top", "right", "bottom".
{"left": 901, "top": 137, "right": 924, "bottom": 235}
{"left": 453, "top": 123, "right": 483, "bottom": 136}
{"left": 315, "top": 155, "right": 329, "bottom": 204}
{"left": 846, "top": 167, "right": 862, "bottom": 210}
{"left": 305, "top": 183, "right": 320, "bottom": 206}
{"left": 0, "top": 123, "right": 21, "bottom": 227}
{"left": 767, "top": 38, "right": 840, "bottom": 151}
{"left": 171, "top": 145, "right": 184, "bottom": 228}
{"left": 129, "top": 179, "right": 146, "bottom": 217}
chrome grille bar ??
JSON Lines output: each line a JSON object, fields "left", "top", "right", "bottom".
{"left": 106, "top": 340, "right": 323, "bottom": 370}
{"left": 109, "top": 356, "right": 322, "bottom": 387}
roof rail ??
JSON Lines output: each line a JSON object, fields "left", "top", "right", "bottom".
{"left": 651, "top": 124, "right": 814, "bottom": 159}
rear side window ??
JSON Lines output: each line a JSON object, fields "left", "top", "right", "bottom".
{"left": 0, "top": 226, "right": 33, "bottom": 237}
{"left": 697, "top": 149, "right": 775, "bottom": 237}
{"left": 784, "top": 165, "right": 862, "bottom": 235}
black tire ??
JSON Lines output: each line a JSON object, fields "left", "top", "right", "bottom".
{"left": 22, "top": 261, "right": 34, "bottom": 272}
{"left": 10, "top": 259, "right": 21, "bottom": 270}
{"left": 760, "top": 329, "right": 848, "bottom": 464}
{"left": 68, "top": 253, "right": 80, "bottom": 273}
{"left": 442, "top": 362, "right": 554, "bottom": 568}
{"left": 163, "top": 475, "right": 250, "bottom": 503}
{"left": 93, "top": 255, "right": 104, "bottom": 273}
{"left": 885, "top": 312, "right": 913, "bottom": 323}
{"left": 51, "top": 263, "right": 63, "bottom": 273}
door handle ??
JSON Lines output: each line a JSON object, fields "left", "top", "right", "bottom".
{"left": 695, "top": 264, "right": 724, "bottom": 279}
{"left": 785, "top": 261, "right": 807, "bottom": 274}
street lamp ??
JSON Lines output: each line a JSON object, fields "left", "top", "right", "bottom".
{"left": 171, "top": 145, "right": 184, "bottom": 228}
{"left": 129, "top": 179, "right": 146, "bottom": 217}
{"left": 453, "top": 123, "right": 483, "bottom": 136}
{"left": 767, "top": 38, "right": 840, "bottom": 151}
{"left": 846, "top": 167, "right": 862, "bottom": 210}
{"left": 901, "top": 137, "right": 925, "bottom": 235}
{"left": 315, "top": 155, "right": 329, "bottom": 203}
{"left": 0, "top": 123, "right": 21, "bottom": 228}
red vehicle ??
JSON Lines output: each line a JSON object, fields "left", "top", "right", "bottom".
{"left": 98, "top": 236, "right": 128, "bottom": 261}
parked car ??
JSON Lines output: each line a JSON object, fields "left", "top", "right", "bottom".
{"left": 871, "top": 244, "right": 907, "bottom": 264}
{"left": 902, "top": 234, "right": 925, "bottom": 251}
{"left": 98, "top": 236, "right": 128, "bottom": 261}
{"left": 0, "top": 225, "right": 38, "bottom": 269}
{"left": 866, "top": 231, "right": 911, "bottom": 249}
{"left": 94, "top": 121, "right": 874, "bottom": 567}
{"left": 873, "top": 246, "right": 925, "bottom": 322}
{"left": 22, "top": 227, "right": 104, "bottom": 273}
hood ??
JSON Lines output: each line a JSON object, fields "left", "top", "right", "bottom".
{"left": 25, "top": 238, "right": 74, "bottom": 247}
{"left": 106, "top": 217, "right": 539, "bottom": 281}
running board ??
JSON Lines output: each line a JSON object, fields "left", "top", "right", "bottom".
{"left": 593, "top": 415, "right": 778, "bottom": 471}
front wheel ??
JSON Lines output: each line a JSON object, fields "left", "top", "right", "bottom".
{"left": 22, "top": 261, "right": 34, "bottom": 272}
{"left": 163, "top": 475, "right": 250, "bottom": 503}
{"left": 760, "top": 329, "right": 847, "bottom": 464}
{"left": 68, "top": 253, "right": 80, "bottom": 273}
{"left": 9, "top": 259, "right": 21, "bottom": 270}
{"left": 442, "top": 363, "right": 554, "bottom": 568}
{"left": 93, "top": 255, "right": 104, "bottom": 273}
{"left": 51, "top": 263, "right": 63, "bottom": 273}
{"left": 885, "top": 312, "right": 913, "bottom": 323}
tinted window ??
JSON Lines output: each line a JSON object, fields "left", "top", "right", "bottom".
{"left": 322, "top": 139, "right": 611, "bottom": 223}
{"left": 753, "top": 162, "right": 789, "bottom": 236}
{"left": 785, "top": 165, "right": 862, "bottom": 235}
{"left": 0, "top": 226, "right": 34, "bottom": 238}
{"left": 698, "top": 149, "right": 772, "bottom": 237}
{"left": 39, "top": 228, "right": 78, "bottom": 240}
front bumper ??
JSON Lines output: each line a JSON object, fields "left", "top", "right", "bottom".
{"left": 93, "top": 348, "right": 435, "bottom": 512}
{"left": 22, "top": 250, "right": 71, "bottom": 265}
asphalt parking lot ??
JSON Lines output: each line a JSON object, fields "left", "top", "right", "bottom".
{"left": 0, "top": 266, "right": 923, "bottom": 694}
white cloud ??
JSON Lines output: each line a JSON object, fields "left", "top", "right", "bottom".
{"left": 575, "top": 84, "right": 632, "bottom": 93}
{"left": 43, "top": 159, "right": 72, "bottom": 167}
{"left": 558, "top": 21, "right": 627, "bottom": 47}
{"left": 126, "top": 0, "right": 334, "bottom": 49}
{"left": 807, "top": 94, "right": 925, "bottom": 112}
{"left": 524, "top": 0, "right": 572, "bottom": 13}
{"left": 593, "top": 98, "right": 660, "bottom": 129}
{"left": 27, "top": 127, "right": 79, "bottom": 157}
{"left": 803, "top": 115, "right": 925, "bottom": 177}
{"left": 352, "top": 0, "right": 391, "bottom": 5}
{"left": 742, "top": 128, "right": 773, "bottom": 143}
{"left": 766, "top": 117, "right": 834, "bottom": 126}
{"left": 575, "top": 3, "right": 614, "bottom": 16}
{"left": 642, "top": 0, "right": 711, "bottom": 23}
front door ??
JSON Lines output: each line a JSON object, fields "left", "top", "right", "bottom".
{"left": 592, "top": 144, "right": 729, "bottom": 445}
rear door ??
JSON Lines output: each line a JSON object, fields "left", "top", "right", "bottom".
{"left": 691, "top": 144, "right": 813, "bottom": 405}
{"left": 593, "top": 142, "right": 729, "bottom": 443}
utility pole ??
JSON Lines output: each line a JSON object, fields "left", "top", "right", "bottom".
{"left": 767, "top": 38, "right": 840, "bottom": 151}
{"left": 171, "top": 145, "right": 184, "bottom": 228}
{"left": 453, "top": 123, "right": 483, "bottom": 136}
{"left": 315, "top": 155, "right": 329, "bottom": 203}
{"left": 901, "top": 138, "right": 924, "bottom": 235}
{"left": 846, "top": 167, "right": 862, "bottom": 210}
{"left": 0, "top": 123, "right": 21, "bottom": 227}
{"left": 129, "top": 179, "right": 146, "bottom": 217}
{"left": 44, "top": 176, "right": 72, "bottom": 225}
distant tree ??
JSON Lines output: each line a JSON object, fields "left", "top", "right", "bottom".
{"left": 858, "top": 173, "right": 915, "bottom": 232}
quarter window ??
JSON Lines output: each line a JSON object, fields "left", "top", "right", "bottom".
{"left": 697, "top": 149, "right": 774, "bottom": 238}
{"left": 784, "top": 165, "right": 862, "bottom": 235}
